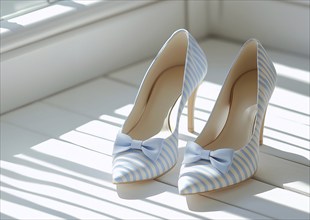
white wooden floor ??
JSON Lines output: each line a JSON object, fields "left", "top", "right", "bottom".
{"left": 1, "top": 38, "right": 309, "bottom": 219}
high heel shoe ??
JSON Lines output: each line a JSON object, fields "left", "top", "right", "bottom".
{"left": 112, "top": 29, "right": 208, "bottom": 183}
{"left": 178, "top": 39, "right": 277, "bottom": 194}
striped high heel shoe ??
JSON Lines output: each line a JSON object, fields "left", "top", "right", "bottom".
{"left": 112, "top": 29, "right": 208, "bottom": 183}
{"left": 178, "top": 39, "right": 277, "bottom": 194}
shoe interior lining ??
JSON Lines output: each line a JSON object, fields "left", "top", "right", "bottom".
{"left": 123, "top": 31, "right": 188, "bottom": 140}
{"left": 196, "top": 40, "right": 258, "bottom": 151}
{"left": 196, "top": 70, "right": 258, "bottom": 151}
{"left": 127, "top": 66, "right": 184, "bottom": 140}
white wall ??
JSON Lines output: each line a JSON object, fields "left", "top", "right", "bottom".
{"left": 208, "top": 0, "right": 309, "bottom": 56}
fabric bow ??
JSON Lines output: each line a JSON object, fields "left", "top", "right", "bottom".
{"left": 182, "top": 141, "right": 234, "bottom": 174}
{"left": 113, "top": 132, "right": 164, "bottom": 162}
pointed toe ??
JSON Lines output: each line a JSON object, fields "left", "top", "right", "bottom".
{"left": 112, "top": 173, "right": 123, "bottom": 184}
{"left": 178, "top": 163, "right": 219, "bottom": 194}
{"left": 112, "top": 166, "right": 131, "bottom": 184}
{"left": 178, "top": 176, "right": 196, "bottom": 195}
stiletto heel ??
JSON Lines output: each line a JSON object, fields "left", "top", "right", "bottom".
{"left": 188, "top": 86, "right": 199, "bottom": 133}
{"left": 112, "top": 29, "right": 207, "bottom": 184}
{"left": 178, "top": 39, "right": 277, "bottom": 194}
{"left": 259, "top": 111, "right": 266, "bottom": 145}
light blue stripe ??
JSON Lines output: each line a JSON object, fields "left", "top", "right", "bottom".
{"left": 228, "top": 169, "right": 238, "bottom": 184}
{"left": 189, "top": 52, "right": 206, "bottom": 74}
{"left": 258, "top": 50, "right": 277, "bottom": 76}
{"left": 230, "top": 162, "right": 243, "bottom": 182}
{"left": 260, "top": 64, "right": 275, "bottom": 86}
{"left": 184, "top": 71, "right": 195, "bottom": 91}
{"left": 245, "top": 143, "right": 258, "bottom": 167}
{"left": 186, "top": 65, "right": 199, "bottom": 89}
{"left": 182, "top": 173, "right": 202, "bottom": 193}
{"left": 260, "top": 76, "right": 273, "bottom": 91}
{"left": 167, "top": 135, "right": 178, "bottom": 158}
{"left": 186, "top": 56, "right": 200, "bottom": 88}
{"left": 157, "top": 157, "right": 166, "bottom": 174}
{"left": 129, "top": 154, "right": 156, "bottom": 178}
{"left": 190, "top": 56, "right": 205, "bottom": 82}
{"left": 234, "top": 156, "right": 249, "bottom": 178}
{"left": 162, "top": 146, "right": 173, "bottom": 168}
{"left": 240, "top": 149, "right": 255, "bottom": 172}
{"left": 260, "top": 74, "right": 273, "bottom": 90}
{"left": 196, "top": 165, "right": 223, "bottom": 188}
{"left": 115, "top": 158, "right": 146, "bottom": 180}
{"left": 235, "top": 154, "right": 251, "bottom": 177}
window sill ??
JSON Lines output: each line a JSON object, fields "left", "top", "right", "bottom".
{"left": 0, "top": 0, "right": 156, "bottom": 54}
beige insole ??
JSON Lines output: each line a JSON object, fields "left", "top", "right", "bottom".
{"left": 128, "top": 66, "right": 184, "bottom": 140}
{"left": 198, "top": 70, "right": 257, "bottom": 151}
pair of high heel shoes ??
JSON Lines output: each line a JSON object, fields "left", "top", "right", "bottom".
{"left": 112, "top": 29, "right": 277, "bottom": 194}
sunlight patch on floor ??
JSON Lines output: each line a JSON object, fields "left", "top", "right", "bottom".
{"left": 274, "top": 63, "right": 310, "bottom": 84}
{"left": 30, "top": 139, "right": 111, "bottom": 172}
{"left": 264, "top": 127, "right": 309, "bottom": 150}
{"left": 283, "top": 181, "right": 310, "bottom": 196}
{"left": 114, "top": 104, "right": 134, "bottom": 117}
{"left": 0, "top": 28, "right": 9, "bottom": 34}
{"left": 76, "top": 120, "right": 119, "bottom": 141}
{"left": 99, "top": 114, "right": 125, "bottom": 125}
{"left": 1, "top": 185, "right": 110, "bottom": 219}
{"left": 0, "top": 199, "right": 62, "bottom": 220}
{"left": 14, "top": 154, "right": 112, "bottom": 187}
{"left": 60, "top": 130, "right": 113, "bottom": 155}
{"left": 254, "top": 188, "right": 310, "bottom": 213}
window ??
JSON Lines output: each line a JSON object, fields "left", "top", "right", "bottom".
{"left": 1, "top": 0, "right": 59, "bottom": 20}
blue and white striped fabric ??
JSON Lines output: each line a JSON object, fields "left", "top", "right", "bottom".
{"left": 178, "top": 39, "right": 277, "bottom": 194}
{"left": 112, "top": 29, "right": 208, "bottom": 183}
